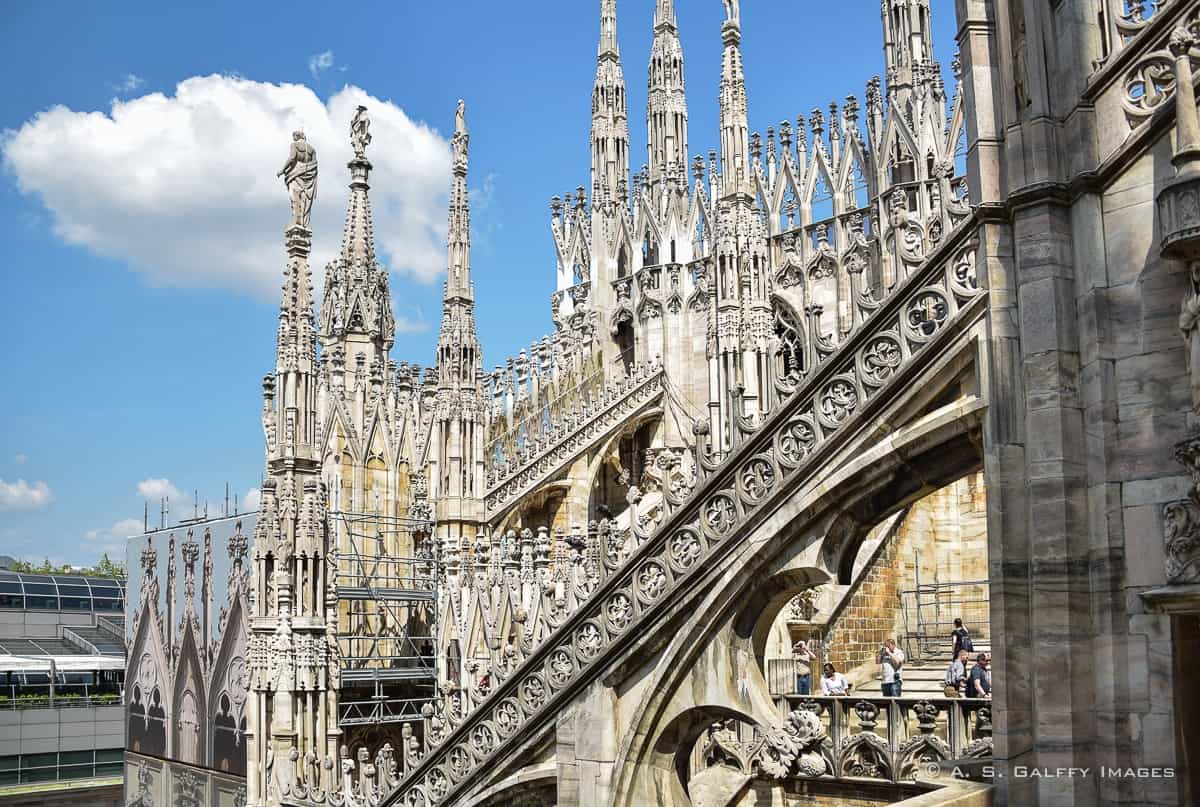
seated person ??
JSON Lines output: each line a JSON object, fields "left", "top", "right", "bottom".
{"left": 820, "top": 662, "right": 852, "bottom": 696}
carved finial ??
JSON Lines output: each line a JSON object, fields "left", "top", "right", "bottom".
{"left": 867, "top": 76, "right": 883, "bottom": 111}
{"left": 844, "top": 95, "right": 860, "bottom": 125}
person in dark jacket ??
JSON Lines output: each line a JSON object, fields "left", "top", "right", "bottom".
{"left": 951, "top": 618, "right": 974, "bottom": 659}
{"left": 965, "top": 652, "right": 991, "bottom": 699}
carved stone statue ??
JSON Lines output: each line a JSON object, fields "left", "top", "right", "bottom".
{"left": 455, "top": 99, "right": 466, "bottom": 136}
{"left": 723, "top": 0, "right": 740, "bottom": 24}
{"left": 278, "top": 130, "right": 318, "bottom": 229}
{"left": 351, "top": 105, "right": 371, "bottom": 159}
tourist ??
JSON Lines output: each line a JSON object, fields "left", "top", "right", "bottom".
{"left": 944, "top": 648, "right": 969, "bottom": 697}
{"left": 965, "top": 653, "right": 991, "bottom": 699}
{"left": 792, "top": 639, "right": 816, "bottom": 695}
{"left": 820, "top": 662, "right": 851, "bottom": 696}
{"left": 880, "top": 638, "right": 905, "bottom": 697}
{"left": 951, "top": 618, "right": 974, "bottom": 659}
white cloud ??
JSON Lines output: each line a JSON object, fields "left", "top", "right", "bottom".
{"left": 242, "top": 487, "right": 261, "bottom": 512}
{"left": 83, "top": 517, "right": 144, "bottom": 557}
{"left": 112, "top": 74, "right": 144, "bottom": 95}
{"left": 13, "top": 453, "right": 28, "bottom": 465}
{"left": 2, "top": 75, "right": 453, "bottom": 300}
{"left": 309, "top": 50, "right": 335, "bottom": 79}
{"left": 136, "top": 477, "right": 183, "bottom": 502}
{"left": 0, "top": 478, "right": 54, "bottom": 512}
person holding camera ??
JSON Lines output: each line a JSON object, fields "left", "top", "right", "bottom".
{"left": 880, "top": 638, "right": 905, "bottom": 697}
{"left": 792, "top": 639, "right": 816, "bottom": 695}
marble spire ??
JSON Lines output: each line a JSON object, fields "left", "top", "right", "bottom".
{"left": 432, "top": 100, "right": 486, "bottom": 588}
{"left": 718, "top": 0, "right": 751, "bottom": 198}
{"left": 647, "top": 0, "right": 688, "bottom": 194}
{"left": 591, "top": 0, "right": 630, "bottom": 206}
{"left": 438, "top": 99, "right": 481, "bottom": 391}
{"left": 445, "top": 99, "right": 473, "bottom": 307}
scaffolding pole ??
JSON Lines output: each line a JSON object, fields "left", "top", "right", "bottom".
{"left": 330, "top": 508, "right": 438, "bottom": 728}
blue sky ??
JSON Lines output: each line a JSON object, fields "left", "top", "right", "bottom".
{"left": 0, "top": 1, "right": 959, "bottom": 565}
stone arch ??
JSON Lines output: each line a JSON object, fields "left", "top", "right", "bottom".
{"left": 607, "top": 526, "right": 828, "bottom": 807}
{"left": 493, "top": 479, "right": 571, "bottom": 536}
{"left": 771, "top": 296, "right": 807, "bottom": 388}
{"left": 652, "top": 704, "right": 760, "bottom": 806}
{"left": 728, "top": 566, "right": 831, "bottom": 673}
{"left": 585, "top": 408, "right": 665, "bottom": 524}
{"left": 461, "top": 765, "right": 557, "bottom": 806}
{"left": 608, "top": 393, "right": 986, "bottom": 806}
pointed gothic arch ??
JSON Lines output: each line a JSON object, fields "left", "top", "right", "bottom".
{"left": 208, "top": 593, "right": 249, "bottom": 775}
{"left": 806, "top": 155, "right": 837, "bottom": 225}
{"left": 772, "top": 297, "right": 807, "bottom": 390}
{"left": 172, "top": 621, "right": 208, "bottom": 767}
{"left": 127, "top": 597, "right": 170, "bottom": 759}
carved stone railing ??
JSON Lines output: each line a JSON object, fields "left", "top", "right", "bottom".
{"left": 1085, "top": 0, "right": 1199, "bottom": 161}
{"left": 347, "top": 214, "right": 987, "bottom": 806}
{"left": 1101, "top": 0, "right": 1179, "bottom": 70}
{"left": 483, "top": 362, "right": 665, "bottom": 518}
{"left": 749, "top": 695, "right": 993, "bottom": 785}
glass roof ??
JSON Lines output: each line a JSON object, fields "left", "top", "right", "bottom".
{"left": 0, "top": 572, "right": 125, "bottom": 611}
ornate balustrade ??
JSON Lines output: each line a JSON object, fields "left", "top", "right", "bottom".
{"left": 483, "top": 361, "right": 665, "bottom": 518}
{"left": 747, "top": 694, "right": 993, "bottom": 784}
{"left": 483, "top": 330, "right": 603, "bottom": 455}
{"left": 1100, "top": 0, "right": 1178, "bottom": 70}
{"left": 1081, "top": 0, "right": 1200, "bottom": 163}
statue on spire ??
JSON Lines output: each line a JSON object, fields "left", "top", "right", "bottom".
{"left": 278, "top": 130, "right": 318, "bottom": 229}
{"left": 453, "top": 100, "right": 469, "bottom": 170}
{"left": 351, "top": 105, "right": 371, "bottom": 159}
{"left": 723, "top": 0, "right": 740, "bottom": 25}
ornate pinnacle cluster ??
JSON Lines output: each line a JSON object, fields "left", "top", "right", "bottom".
{"left": 318, "top": 105, "right": 395, "bottom": 354}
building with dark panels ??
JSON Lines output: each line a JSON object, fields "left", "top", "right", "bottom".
{"left": 0, "top": 571, "right": 126, "bottom": 807}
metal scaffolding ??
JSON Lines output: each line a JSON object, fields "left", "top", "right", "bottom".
{"left": 330, "top": 509, "right": 438, "bottom": 727}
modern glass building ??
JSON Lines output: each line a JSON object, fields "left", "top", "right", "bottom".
{"left": 0, "top": 572, "right": 125, "bottom": 613}
{"left": 0, "top": 571, "right": 126, "bottom": 806}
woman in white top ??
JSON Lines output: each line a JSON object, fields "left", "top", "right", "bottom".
{"left": 820, "top": 662, "right": 852, "bottom": 696}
